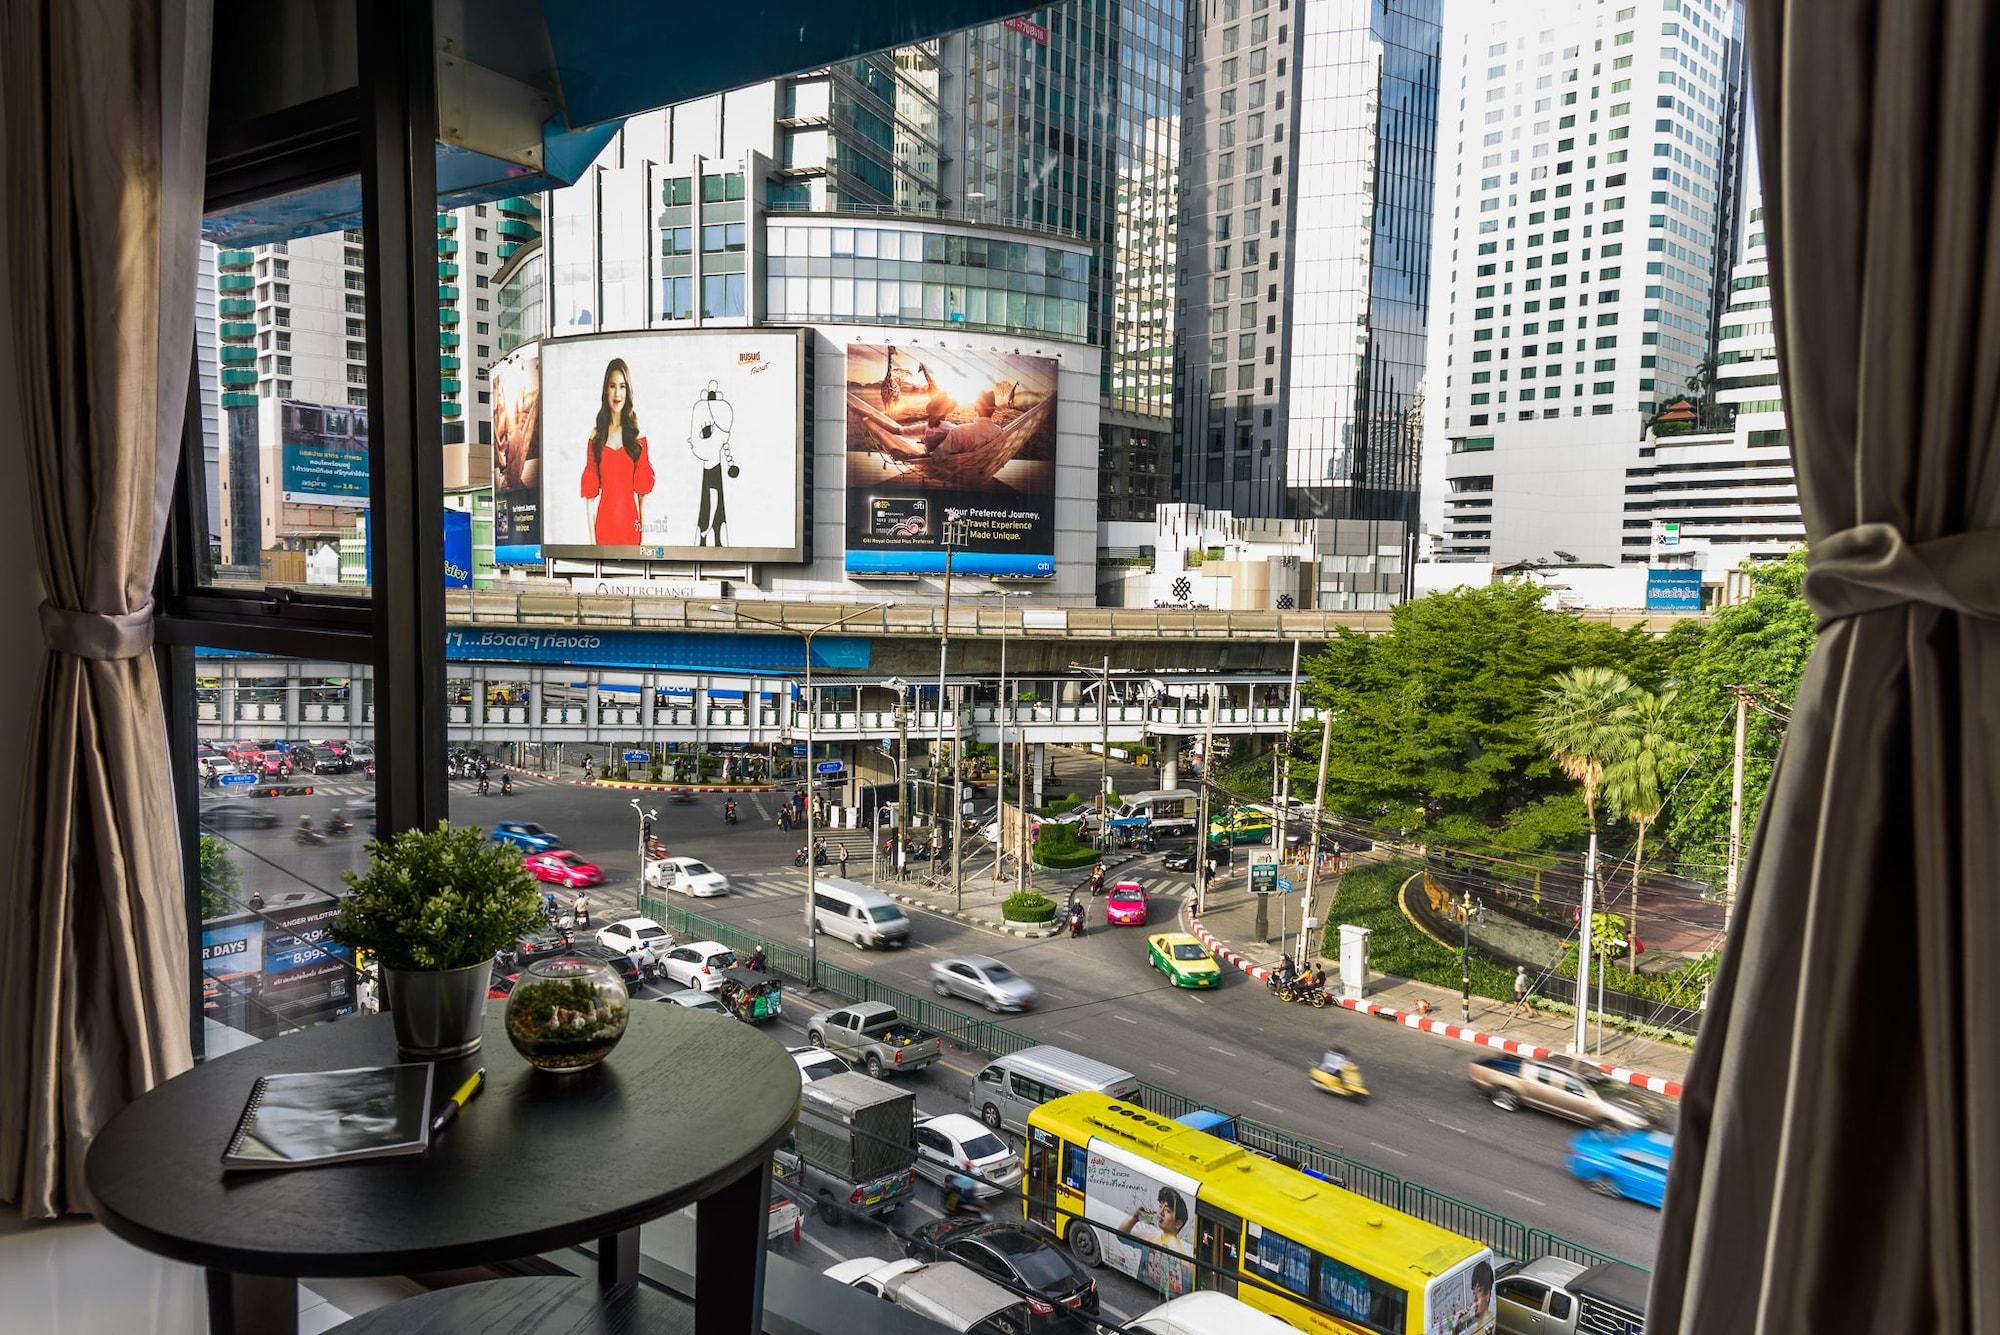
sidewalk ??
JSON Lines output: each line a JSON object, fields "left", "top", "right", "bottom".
{"left": 1189, "top": 884, "right": 1693, "bottom": 1096}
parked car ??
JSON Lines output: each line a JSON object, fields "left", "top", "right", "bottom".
{"left": 567, "top": 940, "right": 643, "bottom": 989}
{"left": 929, "top": 955, "right": 1039, "bottom": 1013}
{"left": 1146, "top": 932, "right": 1221, "bottom": 989}
{"left": 523, "top": 850, "right": 604, "bottom": 888}
{"left": 912, "top": 1113, "right": 1024, "bottom": 1197}
{"left": 1104, "top": 881, "right": 1149, "bottom": 926}
{"left": 596, "top": 916, "right": 671, "bottom": 959}
{"left": 657, "top": 988, "right": 730, "bottom": 1016}
{"left": 1495, "top": 1256, "right": 1652, "bottom": 1335}
{"left": 789, "top": 1046, "right": 853, "bottom": 1085}
{"left": 1469, "top": 1055, "right": 1674, "bottom": 1131}
{"left": 492, "top": 820, "right": 563, "bottom": 852}
{"left": 903, "top": 1220, "right": 1097, "bottom": 1328}
{"left": 645, "top": 855, "right": 731, "bottom": 897}
{"left": 1567, "top": 1128, "right": 1672, "bottom": 1209}
{"left": 656, "top": 941, "right": 737, "bottom": 992}
{"left": 806, "top": 1001, "right": 944, "bottom": 1079}
{"left": 197, "top": 801, "right": 281, "bottom": 831}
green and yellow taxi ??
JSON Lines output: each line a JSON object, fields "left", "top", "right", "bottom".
{"left": 1147, "top": 932, "right": 1222, "bottom": 989}
{"left": 1206, "top": 805, "right": 1274, "bottom": 845}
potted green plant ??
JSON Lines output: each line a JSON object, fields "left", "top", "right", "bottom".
{"left": 332, "top": 821, "right": 546, "bottom": 1060}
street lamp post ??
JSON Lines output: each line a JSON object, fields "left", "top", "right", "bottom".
{"left": 1457, "top": 889, "right": 1483, "bottom": 1025}
{"left": 932, "top": 512, "right": 967, "bottom": 853}
{"left": 711, "top": 601, "right": 888, "bottom": 989}
{"left": 991, "top": 591, "right": 1013, "bottom": 885}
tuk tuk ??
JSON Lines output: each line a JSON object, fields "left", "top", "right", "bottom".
{"left": 716, "top": 968, "right": 783, "bottom": 1023}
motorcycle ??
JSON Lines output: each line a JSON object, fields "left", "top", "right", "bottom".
{"left": 724, "top": 802, "right": 739, "bottom": 825}
{"left": 942, "top": 1175, "right": 992, "bottom": 1219}
{"left": 500, "top": 774, "right": 514, "bottom": 796}
{"left": 1308, "top": 1053, "right": 1369, "bottom": 1099}
{"left": 294, "top": 827, "right": 327, "bottom": 847}
{"left": 1066, "top": 903, "right": 1085, "bottom": 939}
{"left": 327, "top": 814, "right": 354, "bottom": 836}
{"left": 644, "top": 836, "right": 668, "bottom": 861}
{"left": 793, "top": 847, "right": 830, "bottom": 868}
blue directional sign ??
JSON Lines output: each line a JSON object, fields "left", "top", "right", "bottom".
{"left": 1277, "top": 877, "right": 1295, "bottom": 893}
{"left": 219, "top": 772, "right": 258, "bottom": 788}
{"left": 816, "top": 761, "right": 844, "bottom": 774}
{"left": 793, "top": 744, "right": 809, "bottom": 758}
{"left": 623, "top": 749, "right": 651, "bottom": 763}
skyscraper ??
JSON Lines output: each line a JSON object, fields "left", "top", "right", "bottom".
{"left": 1176, "top": 0, "right": 1442, "bottom": 528}
{"left": 1437, "top": 0, "right": 1749, "bottom": 565}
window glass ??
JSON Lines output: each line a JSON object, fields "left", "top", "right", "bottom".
{"left": 1061, "top": 1144, "right": 1088, "bottom": 1191}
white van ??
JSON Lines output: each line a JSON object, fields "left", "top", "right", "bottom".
{"left": 967, "top": 1046, "right": 1142, "bottom": 1133}
{"left": 811, "top": 877, "right": 912, "bottom": 950}
{"left": 1127, "top": 1292, "right": 1301, "bottom": 1335}
{"left": 824, "top": 1257, "right": 1031, "bottom": 1335}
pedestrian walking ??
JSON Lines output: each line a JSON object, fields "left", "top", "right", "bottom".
{"left": 1511, "top": 965, "right": 1536, "bottom": 1018}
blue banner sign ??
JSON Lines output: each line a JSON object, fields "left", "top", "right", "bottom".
{"left": 438, "top": 627, "right": 872, "bottom": 675}
{"left": 624, "top": 750, "right": 651, "bottom": 763}
{"left": 219, "top": 772, "right": 258, "bottom": 787}
{"left": 1645, "top": 567, "right": 1703, "bottom": 612}
{"left": 816, "top": 761, "right": 844, "bottom": 774}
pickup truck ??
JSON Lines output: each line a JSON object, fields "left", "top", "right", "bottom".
{"left": 1467, "top": 1055, "right": 1672, "bottom": 1131}
{"left": 1495, "top": 1256, "right": 1650, "bottom": 1335}
{"left": 805, "top": 1001, "right": 943, "bottom": 1079}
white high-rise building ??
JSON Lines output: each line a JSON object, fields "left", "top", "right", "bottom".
{"left": 1623, "top": 202, "right": 1800, "bottom": 568}
{"left": 1437, "top": 0, "right": 1749, "bottom": 564}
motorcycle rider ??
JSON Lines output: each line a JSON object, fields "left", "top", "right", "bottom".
{"left": 573, "top": 893, "right": 590, "bottom": 928}
{"left": 477, "top": 772, "right": 489, "bottom": 795}
{"left": 1066, "top": 899, "right": 1086, "bottom": 938}
{"left": 501, "top": 771, "right": 514, "bottom": 796}
{"left": 724, "top": 798, "right": 738, "bottom": 824}
{"left": 1088, "top": 863, "right": 1107, "bottom": 896}
{"left": 748, "top": 945, "right": 768, "bottom": 974}
{"left": 943, "top": 1170, "right": 988, "bottom": 1217}
{"left": 328, "top": 809, "right": 353, "bottom": 834}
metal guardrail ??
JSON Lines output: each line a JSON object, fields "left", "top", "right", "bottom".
{"left": 637, "top": 895, "right": 1647, "bottom": 1274}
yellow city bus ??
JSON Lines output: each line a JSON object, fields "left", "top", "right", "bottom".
{"left": 1025, "top": 1093, "right": 1496, "bottom": 1335}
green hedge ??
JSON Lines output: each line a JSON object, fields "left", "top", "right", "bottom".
{"left": 1034, "top": 793, "right": 1082, "bottom": 818}
{"left": 1032, "top": 821, "right": 1101, "bottom": 869}
{"left": 1002, "top": 891, "right": 1057, "bottom": 923}
{"left": 1319, "top": 863, "right": 1517, "bottom": 1001}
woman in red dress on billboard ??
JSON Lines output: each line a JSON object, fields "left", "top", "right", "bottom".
{"left": 580, "top": 358, "right": 654, "bottom": 545}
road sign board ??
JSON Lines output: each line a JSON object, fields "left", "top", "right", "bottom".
{"left": 219, "top": 773, "right": 257, "bottom": 788}
{"left": 792, "top": 743, "right": 809, "bottom": 758}
{"left": 1249, "top": 862, "right": 1278, "bottom": 894}
{"left": 816, "top": 761, "right": 844, "bottom": 774}
{"left": 623, "top": 750, "right": 650, "bottom": 763}
{"left": 1276, "top": 877, "right": 1294, "bottom": 893}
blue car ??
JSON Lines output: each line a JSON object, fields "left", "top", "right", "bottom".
{"left": 491, "top": 820, "right": 562, "bottom": 852}
{"left": 1568, "top": 1128, "right": 1671, "bottom": 1208}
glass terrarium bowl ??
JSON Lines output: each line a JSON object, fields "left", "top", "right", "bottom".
{"left": 503, "top": 955, "right": 630, "bottom": 1072}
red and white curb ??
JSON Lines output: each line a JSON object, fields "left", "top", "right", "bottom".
{"left": 1185, "top": 912, "right": 1683, "bottom": 1100}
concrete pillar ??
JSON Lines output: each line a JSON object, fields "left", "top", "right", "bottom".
{"left": 1159, "top": 736, "right": 1179, "bottom": 789}
{"left": 284, "top": 668, "right": 302, "bottom": 736}
{"left": 1032, "top": 742, "right": 1047, "bottom": 807}
{"left": 219, "top": 672, "right": 238, "bottom": 732}
{"left": 529, "top": 677, "right": 544, "bottom": 729}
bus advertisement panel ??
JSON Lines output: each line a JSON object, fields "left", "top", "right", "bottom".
{"left": 1084, "top": 1143, "right": 1198, "bottom": 1302}
{"left": 1424, "top": 1255, "right": 1497, "bottom": 1335}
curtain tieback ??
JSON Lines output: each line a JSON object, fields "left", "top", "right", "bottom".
{"left": 1804, "top": 521, "right": 2000, "bottom": 628}
{"left": 38, "top": 600, "right": 156, "bottom": 660}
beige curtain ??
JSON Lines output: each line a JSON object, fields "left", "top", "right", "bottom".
{"left": 0, "top": 0, "right": 211, "bottom": 1219}
{"left": 1651, "top": 2, "right": 2000, "bottom": 1330}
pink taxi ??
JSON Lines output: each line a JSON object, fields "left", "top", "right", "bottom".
{"left": 1104, "top": 880, "right": 1150, "bottom": 926}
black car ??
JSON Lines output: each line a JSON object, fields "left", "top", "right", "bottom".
{"left": 568, "top": 940, "right": 643, "bottom": 988}
{"left": 904, "top": 1220, "right": 1096, "bottom": 1327}
{"left": 1162, "top": 848, "right": 1196, "bottom": 871}
{"left": 198, "top": 801, "right": 282, "bottom": 831}
{"left": 513, "top": 931, "right": 572, "bottom": 964}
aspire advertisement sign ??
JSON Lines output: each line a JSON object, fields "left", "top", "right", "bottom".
{"left": 492, "top": 342, "right": 543, "bottom": 563}
{"left": 539, "top": 330, "right": 806, "bottom": 562}
{"left": 842, "top": 342, "right": 1059, "bottom": 576}
{"left": 280, "top": 400, "right": 369, "bottom": 506}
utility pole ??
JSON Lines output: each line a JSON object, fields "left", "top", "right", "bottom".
{"left": 1295, "top": 709, "right": 1334, "bottom": 964}
{"left": 932, "top": 513, "right": 962, "bottom": 846}
{"left": 1457, "top": 888, "right": 1478, "bottom": 1025}
{"left": 1098, "top": 655, "right": 1112, "bottom": 853}
{"left": 897, "top": 683, "right": 911, "bottom": 883}
{"left": 1576, "top": 828, "right": 1597, "bottom": 1055}
{"left": 951, "top": 685, "right": 966, "bottom": 911}
{"left": 1196, "top": 683, "right": 1218, "bottom": 917}
{"left": 1725, "top": 687, "right": 1748, "bottom": 931}
{"left": 1272, "top": 638, "right": 1301, "bottom": 916}
{"left": 1016, "top": 725, "right": 1028, "bottom": 896}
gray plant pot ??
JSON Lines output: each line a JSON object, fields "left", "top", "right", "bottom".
{"left": 382, "top": 959, "right": 493, "bottom": 1060}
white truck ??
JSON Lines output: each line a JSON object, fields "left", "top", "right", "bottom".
{"left": 1113, "top": 788, "right": 1200, "bottom": 838}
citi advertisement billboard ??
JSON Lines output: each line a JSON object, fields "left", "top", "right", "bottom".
{"left": 842, "top": 342, "right": 1059, "bottom": 576}
{"left": 535, "top": 329, "right": 807, "bottom": 562}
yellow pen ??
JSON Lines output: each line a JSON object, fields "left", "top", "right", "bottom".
{"left": 430, "top": 1067, "right": 486, "bottom": 1138}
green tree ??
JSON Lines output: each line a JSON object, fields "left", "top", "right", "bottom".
{"left": 1661, "top": 549, "right": 1814, "bottom": 882}
{"left": 1535, "top": 666, "right": 1635, "bottom": 835}
{"left": 198, "top": 834, "right": 242, "bottom": 920}
{"left": 1604, "top": 689, "right": 1688, "bottom": 967}
{"left": 1299, "top": 583, "right": 1662, "bottom": 845}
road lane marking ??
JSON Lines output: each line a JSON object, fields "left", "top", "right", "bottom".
{"left": 1057, "top": 1030, "right": 1087, "bottom": 1042}
{"left": 800, "top": 1232, "right": 846, "bottom": 1265}
{"left": 1207, "top": 1045, "right": 1236, "bottom": 1057}
{"left": 1426, "top": 1117, "right": 1473, "bottom": 1136}
{"left": 906, "top": 1199, "right": 944, "bottom": 1220}
{"left": 1150, "top": 1064, "right": 1179, "bottom": 1076}
{"left": 1112, "top": 1015, "right": 1137, "bottom": 1025}
{"left": 1369, "top": 1141, "right": 1411, "bottom": 1159}
{"left": 1251, "top": 1100, "right": 1285, "bottom": 1114}
{"left": 1504, "top": 1188, "right": 1547, "bottom": 1208}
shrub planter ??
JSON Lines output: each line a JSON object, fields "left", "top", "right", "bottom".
{"left": 1001, "top": 891, "right": 1058, "bottom": 929}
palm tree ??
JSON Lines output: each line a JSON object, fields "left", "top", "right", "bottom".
{"left": 1685, "top": 353, "right": 1720, "bottom": 426}
{"left": 1535, "top": 666, "right": 1636, "bottom": 1052}
{"left": 1605, "top": 689, "right": 1687, "bottom": 971}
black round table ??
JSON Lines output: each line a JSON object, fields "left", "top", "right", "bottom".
{"left": 84, "top": 1003, "right": 799, "bottom": 1335}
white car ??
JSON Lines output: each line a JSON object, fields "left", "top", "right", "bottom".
{"left": 596, "top": 917, "right": 671, "bottom": 959}
{"left": 645, "top": 855, "right": 731, "bottom": 897}
{"left": 911, "top": 1112, "right": 1024, "bottom": 1196}
{"left": 789, "top": 1046, "right": 853, "bottom": 1085}
{"left": 1127, "top": 1292, "right": 1301, "bottom": 1335}
{"left": 656, "top": 940, "right": 737, "bottom": 992}
{"left": 656, "top": 988, "right": 729, "bottom": 1016}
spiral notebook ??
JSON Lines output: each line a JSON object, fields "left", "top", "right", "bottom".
{"left": 222, "top": 1063, "right": 435, "bottom": 1170}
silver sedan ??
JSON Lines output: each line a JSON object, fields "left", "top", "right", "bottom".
{"left": 929, "top": 955, "right": 1039, "bottom": 1013}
